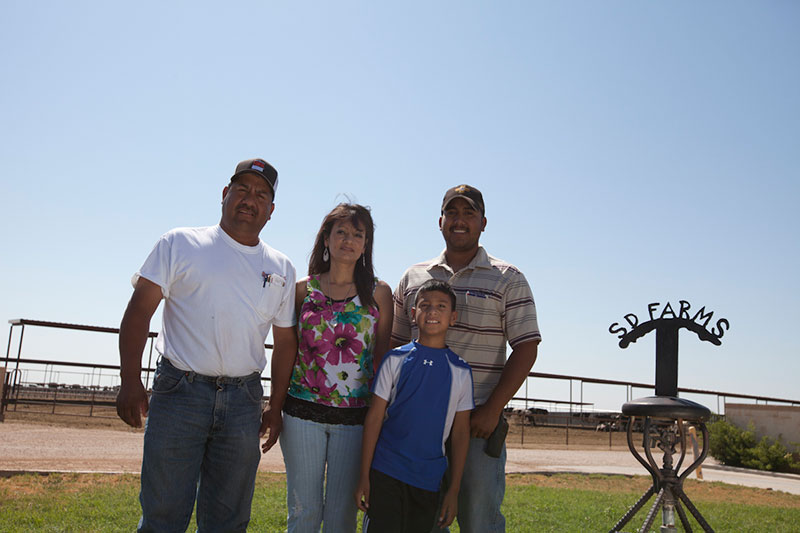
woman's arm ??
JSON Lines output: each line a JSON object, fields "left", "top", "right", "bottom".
{"left": 294, "top": 278, "right": 308, "bottom": 323}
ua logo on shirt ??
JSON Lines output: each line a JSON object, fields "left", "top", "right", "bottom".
{"left": 423, "top": 359, "right": 433, "bottom": 366}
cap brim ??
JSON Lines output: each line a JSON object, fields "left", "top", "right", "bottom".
{"left": 443, "top": 194, "right": 481, "bottom": 213}
{"left": 231, "top": 170, "right": 277, "bottom": 196}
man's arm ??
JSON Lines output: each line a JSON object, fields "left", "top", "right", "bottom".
{"left": 390, "top": 282, "right": 411, "bottom": 348}
{"left": 260, "top": 324, "right": 298, "bottom": 452}
{"left": 354, "top": 395, "right": 389, "bottom": 512}
{"left": 470, "top": 340, "right": 538, "bottom": 438}
{"left": 372, "top": 281, "right": 394, "bottom": 368}
{"left": 116, "top": 277, "right": 163, "bottom": 428}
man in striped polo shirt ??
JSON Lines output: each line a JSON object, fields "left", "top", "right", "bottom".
{"left": 391, "top": 184, "right": 541, "bottom": 533}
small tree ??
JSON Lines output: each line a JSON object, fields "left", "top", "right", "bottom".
{"left": 708, "top": 417, "right": 800, "bottom": 473}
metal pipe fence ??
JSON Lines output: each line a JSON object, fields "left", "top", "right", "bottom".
{"left": 4, "top": 318, "right": 799, "bottom": 446}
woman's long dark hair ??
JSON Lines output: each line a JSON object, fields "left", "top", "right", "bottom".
{"left": 309, "top": 203, "right": 376, "bottom": 308}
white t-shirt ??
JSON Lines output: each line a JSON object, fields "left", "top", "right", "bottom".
{"left": 133, "top": 224, "right": 296, "bottom": 376}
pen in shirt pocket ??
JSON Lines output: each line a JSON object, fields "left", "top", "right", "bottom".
{"left": 261, "top": 272, "right": 286, "bottom": 288}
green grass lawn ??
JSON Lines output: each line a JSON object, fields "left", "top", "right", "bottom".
{"left": 1, "top": 472, "right": 798, "bottom": 532}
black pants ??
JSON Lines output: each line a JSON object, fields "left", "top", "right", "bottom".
{"left": 363, "top": 468, "right": 440, "bottom": 533}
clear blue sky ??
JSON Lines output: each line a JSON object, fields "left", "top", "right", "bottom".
{"left": 2, "top": 2, "right": 798, "bottom": 410}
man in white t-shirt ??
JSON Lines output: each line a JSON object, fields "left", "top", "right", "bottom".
{"left": 116, "top": 158, "right": 298, "bottom": 533}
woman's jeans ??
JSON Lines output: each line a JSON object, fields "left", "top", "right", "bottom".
{"left": 138, "top": 359, "right": 264, "bottom": 533}
{"left": 280, "top": 413, "right": 364, "bottom": 533}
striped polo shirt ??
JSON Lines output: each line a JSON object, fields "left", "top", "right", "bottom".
{"left": 391, "top": 247, "right": 541, "bottom": 406}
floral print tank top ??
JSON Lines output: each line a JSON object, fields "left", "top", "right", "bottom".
{"left": 288, "top": 275, "right": 380, "bottom": 408}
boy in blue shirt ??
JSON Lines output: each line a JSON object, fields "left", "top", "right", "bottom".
{"left": 355, "top": 280, "right": 474, "bottom": 532}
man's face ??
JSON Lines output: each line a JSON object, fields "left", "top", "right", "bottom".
{"left": 221, "top": 172, "right": 275, "bottom": 238}
{"left": 413, "top": 290, "right": 457, "bottom": 337}
{"left": 439, "top": 197, "right": 486, "bottom": 253}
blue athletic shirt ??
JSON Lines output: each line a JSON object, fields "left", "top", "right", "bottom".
{"left": 371, "top": 340, "right": 474, "bottom": 491}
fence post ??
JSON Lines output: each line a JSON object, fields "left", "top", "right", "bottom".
{"left": 566, "top": 379, "right": 572, "bottom": 446}
{"left": 522, "top": 380, "right": 528, "bottom": 447}
{"left": 0, "top": 366, "right": 5, "bottom": 422}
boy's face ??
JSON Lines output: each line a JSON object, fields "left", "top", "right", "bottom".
{"left": 413, "top": 290, "right": 457, "bottom": 337}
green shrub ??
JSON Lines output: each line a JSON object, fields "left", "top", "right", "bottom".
{"left": 708, "top": 418, "right": 800, "bottom": 473}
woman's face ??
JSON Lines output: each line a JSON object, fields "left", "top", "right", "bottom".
{"left": 325, "top": 219, "right": 367, "bottom": 265}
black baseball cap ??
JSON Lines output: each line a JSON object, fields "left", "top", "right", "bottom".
{"left": 441, "top": 184, "right": 485, "bottom": 215}
{"left": 231, "top": 158, "right": 279, "bottom": 198}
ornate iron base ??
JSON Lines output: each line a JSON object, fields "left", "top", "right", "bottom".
{"left": 609, "top": 396, "right": 714, "bottom": 533}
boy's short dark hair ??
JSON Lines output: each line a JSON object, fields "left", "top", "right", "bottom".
{"left": 414, "top": 279, "right": 457, "bottom": 310}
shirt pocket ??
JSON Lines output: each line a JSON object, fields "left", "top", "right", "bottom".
{"left": 257, "top": 280, "right": 285, "bottom": 320}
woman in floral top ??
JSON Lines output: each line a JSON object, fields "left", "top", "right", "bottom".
{"left": 280, "top": 203, "right": 392, "bottom": 533}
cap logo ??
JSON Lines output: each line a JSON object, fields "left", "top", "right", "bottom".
{"left": 455, "top": 185, "right": 470, "bottom": 194}
{"left": 251, "top": 160, "right": 266, "bottom": 172}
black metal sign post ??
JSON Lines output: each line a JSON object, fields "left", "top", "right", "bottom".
{"left": 608, "top": 300, "right": 729, "bottom": 533}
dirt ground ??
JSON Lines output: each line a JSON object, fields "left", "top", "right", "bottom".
{"left": 0, "top": 407, "right": 682, "bottom": 475}
{"left": 0, "top": 410, "right": 286, "bottom": 473}
{"left": 0, "top": 407, "right": 637, "bottom": 474}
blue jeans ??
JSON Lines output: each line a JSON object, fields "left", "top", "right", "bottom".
{"left": 280, "top": 413, "right": 364, "bottom": 533}
{"left": 433, "top": 437, "right": 506, "bottom": 533}
{"left": 138, "top": 358, "right": 264, "bottom": 533}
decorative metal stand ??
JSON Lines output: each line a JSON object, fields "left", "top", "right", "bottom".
{"left": 610, "top": 398, "right": 713, "bottom": 533}
{"left": 608, "top": 301, "right": 728, "bottom": 533}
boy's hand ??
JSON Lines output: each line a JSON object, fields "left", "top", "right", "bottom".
{"left": 354, "top": 477, "right": 370, "bottom": 513}
{"left": 438, "top": 488, "right": 459, "bottom": 527}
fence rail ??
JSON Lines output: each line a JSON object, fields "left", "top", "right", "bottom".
{"left": 4, "top": 318, "right": 799, "bottom": 439}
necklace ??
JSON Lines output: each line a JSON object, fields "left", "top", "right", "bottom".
{"left": 323, "top": 275, "right": 355, "bottom": 323}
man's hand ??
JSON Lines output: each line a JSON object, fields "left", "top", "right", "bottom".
{"left": 471, "top": 341, "right": 538, "bottom": 438}
{"left": 470, "top": 403, "right": 502, "bottom": 439}
{"left": 117, "top": 277, "right": 162, "bottom": 428}
{"left": 260, "top": 406, "right": 282, "bottom": 452}
{"left": 116, "top": 379, "right": 149, "bottom": 428}
{"left": 260, "top": 324, "right": 296, "bottom": 453}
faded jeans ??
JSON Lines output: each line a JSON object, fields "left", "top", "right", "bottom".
{"left": 137, "top": 358, "right": 263, "bottom": 533}
{"left": 280, "top": 413, "right": 364, "bottom": 533}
